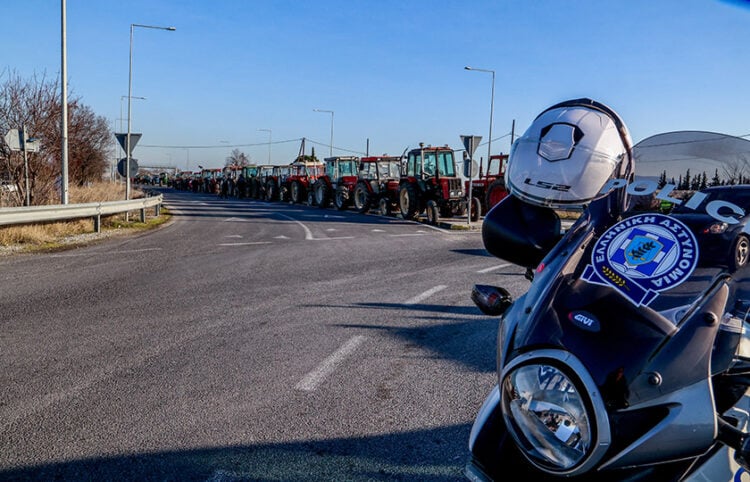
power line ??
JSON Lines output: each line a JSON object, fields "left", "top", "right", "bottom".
{"left": 305, "top": 137, "right": 367, "bottom": 156}
{"left": 139, "top": 138, "right": 304, "bottom": 149}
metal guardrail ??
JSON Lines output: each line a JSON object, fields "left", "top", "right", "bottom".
{"left": 0, "top": 194, "right": 163, "bottom": 232}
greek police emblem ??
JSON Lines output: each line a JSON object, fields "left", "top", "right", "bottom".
{"left": 581, "top": 213, "right": 698, "bottom": 306}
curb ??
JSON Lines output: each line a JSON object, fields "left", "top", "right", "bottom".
{"left": 413, "top": 216, "right": 483, "bottom": 231}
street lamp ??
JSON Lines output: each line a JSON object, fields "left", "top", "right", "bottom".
{"left": 258, "top": 128, "right": 272, "bottom": 163}
{"left": 313, "top": 108, "right": 334, "bottom": 157}
{"left": 126, "top": 23, "right": 176, "bottom": 201}
{"left": 120, "top": 95, "right": 145, "bottom": 132}
{"left": 464, "top": 66, "right": 495, "bottom": 168}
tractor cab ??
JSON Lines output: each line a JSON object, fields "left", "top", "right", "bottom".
{"left": 352, "top": 156, "right": 403, "bottom": 215}
{"left": 399, "top": 144, "right": 465, "bottom": 224}
{"left": 313, "top": 156, "right": 360, "bottom": 209}
{"left": 468, "top": 153, "right": 509, "bottom": 217}
{"left": 286, "top": 158, "right": 324, "bottom": 204}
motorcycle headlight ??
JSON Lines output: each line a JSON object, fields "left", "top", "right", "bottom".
{"left": 500, "top": 350, "right": 611, "bottom": 476}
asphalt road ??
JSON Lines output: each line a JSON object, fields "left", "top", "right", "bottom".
{"left": 0, "top": 189, "right": 530, "bottom": 481}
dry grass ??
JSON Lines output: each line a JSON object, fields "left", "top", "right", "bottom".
{"left": 0, "top": 182, "right": 169, "bottom": 249}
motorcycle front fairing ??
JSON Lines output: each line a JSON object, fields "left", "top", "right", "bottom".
{"left": 469, "top": 181, "right": 750, "bottom": 479}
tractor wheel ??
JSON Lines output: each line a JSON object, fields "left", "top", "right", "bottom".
{"left": 315, "top": 181, "right": 331, "bottom": 208}
{"left": 353, "top": 182, "right": 371, "bottom": 213}
{"left": 379, "top": 198, "right": 391, "bottom": 216}
{"left": 426, "top": 200, "right": 439, "bottom": 225}
{"left": 470, "top": 196, "right": 482, "bottom": 222}
{"left": 291, "top": 181, "right": 303, "bottom": 204}
{"left": 334, "top": 186, "right": 349, "bottom": 210}
{"left": 486, "top": 179, "right": 508, "bottom": 213}
{"left": 399, "top": 183, "right": 419, "bottom": 219}
{"left": 307, "top": 189, "right": 316, "bottom": 206}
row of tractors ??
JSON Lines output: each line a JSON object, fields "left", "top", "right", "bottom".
{"left": 242, "top": 144, "right": 509, "bottom": 226}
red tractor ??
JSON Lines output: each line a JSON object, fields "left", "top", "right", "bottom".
{"left": 399, "top": 143, "right": 465, "bottom": 225}
{"left": 466, "top": 153, "right": 509, "bottom": 217}
{"left": 265, "top": 165, "right": 291, "bottom": 202}
{"left": 352, "top": 156, "right": 403, "bottom": 215}
{"left": 285, "top": 159, "right": 324, "bottom": 204}
{"left": 312, "top": 156, "right": 360, "bottom": 209}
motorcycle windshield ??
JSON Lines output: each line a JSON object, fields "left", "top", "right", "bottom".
{"left": 591, "top": 130, "right": 750, "bottom": 320}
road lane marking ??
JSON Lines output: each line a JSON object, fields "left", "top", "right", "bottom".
{"left": 276, "top": 213, "right": 354, "bottom": 241}
{"left": 405, "top": 285, "right": 447, "bottom": 305}
{"left": 276, "top": 213, "right": 314, "bottom": 240}
{"left": 218, "top": 242, "right": 272, "bottom": 246}
{"left": 477, "top": 263, "right": 511, "bottom": 273}
{"left": 295, "top": 335, "right": 366, "bottom": 391}
{"left": 310, "top": 236, "right": 354, "bottom": 241}
{"left": 387, "top": 233, "right": 425, "bottom": 237}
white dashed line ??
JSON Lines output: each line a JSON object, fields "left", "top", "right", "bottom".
{"left": 477, "top": 263, "right": 511, "bottom": 273}
{"left": 310, "top": 236, "right": 355, "bottom": 241}
{"left": 295, "top": 335, "right": 366, "bottom": 391}
{"left": 404, "top": 285, "right": 447, "bottom": 305}
{"left": 218, "top": 242, "right": 272, "bottom": 246}
{"left": 387, "top": 233, "right": 425, "bottom": 237}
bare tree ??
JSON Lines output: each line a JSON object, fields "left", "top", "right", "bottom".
{"left": 0, "top": 69, "right": 111, "bottom": 206}
{"left": 225, "top": 148, "right": 250, "bottom": 167}
{"left": 722, "top": 155, "right": 750, "bottom": 185}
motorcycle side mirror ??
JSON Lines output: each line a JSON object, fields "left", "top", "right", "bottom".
{"left": 482, "top": 194, "right": 562, "bottom": 269}
{"left": 471, "top": 284, "right": 513, "bottom": 316}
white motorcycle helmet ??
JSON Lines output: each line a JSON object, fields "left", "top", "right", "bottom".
{"left": 506, "top": 98, "right": 634, "bottom": 210}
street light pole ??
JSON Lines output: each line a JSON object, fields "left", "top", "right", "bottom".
{"left": 61, "top": 0, "right": 69, "bottom": 204}
{"left": 464, "top": 66, "right": 495, "bottom": 169}
{"left": 313, "top": 109, "right": 334, "bottom": 157}
{"left": 126, "top": 23, "right": 175, "bottom": 201}
{"left": 120, "top": 95, "right": 145, "bottom": 132}
{"left": 258, "top": 128, "right": 272, "bottom": 163}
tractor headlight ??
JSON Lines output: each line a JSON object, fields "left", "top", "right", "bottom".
{"left": 500, "top": 350, "right": 610, "bottom": 476}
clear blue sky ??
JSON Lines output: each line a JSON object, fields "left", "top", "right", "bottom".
{"left": 3, "top": 0, "right": 750, "bottom": 172}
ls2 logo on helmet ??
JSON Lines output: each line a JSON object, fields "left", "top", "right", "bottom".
{"left": 581, "top": 213, "right": 698, "bottom": 306}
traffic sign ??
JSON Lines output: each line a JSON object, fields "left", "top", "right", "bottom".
{"left": 464, "top": 159, "right": 479, "bottom": 178}
{"left": 460, "top": 135, "right": 482, "bottom": 157}
{"left": 4, "top": 129, "right": 20, "bottom": 151}
{"left": 115, "top": 133, "right": 142, "bottom": 156}
{"left": 24, "top": 139, "right": 40, "bottom": 152}
{"left": 117, "top": 158, "right": 139, "bottom": 178}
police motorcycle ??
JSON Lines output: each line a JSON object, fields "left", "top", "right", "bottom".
{"left": 466, "top": 98, "right": 750, "bottom": 481}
